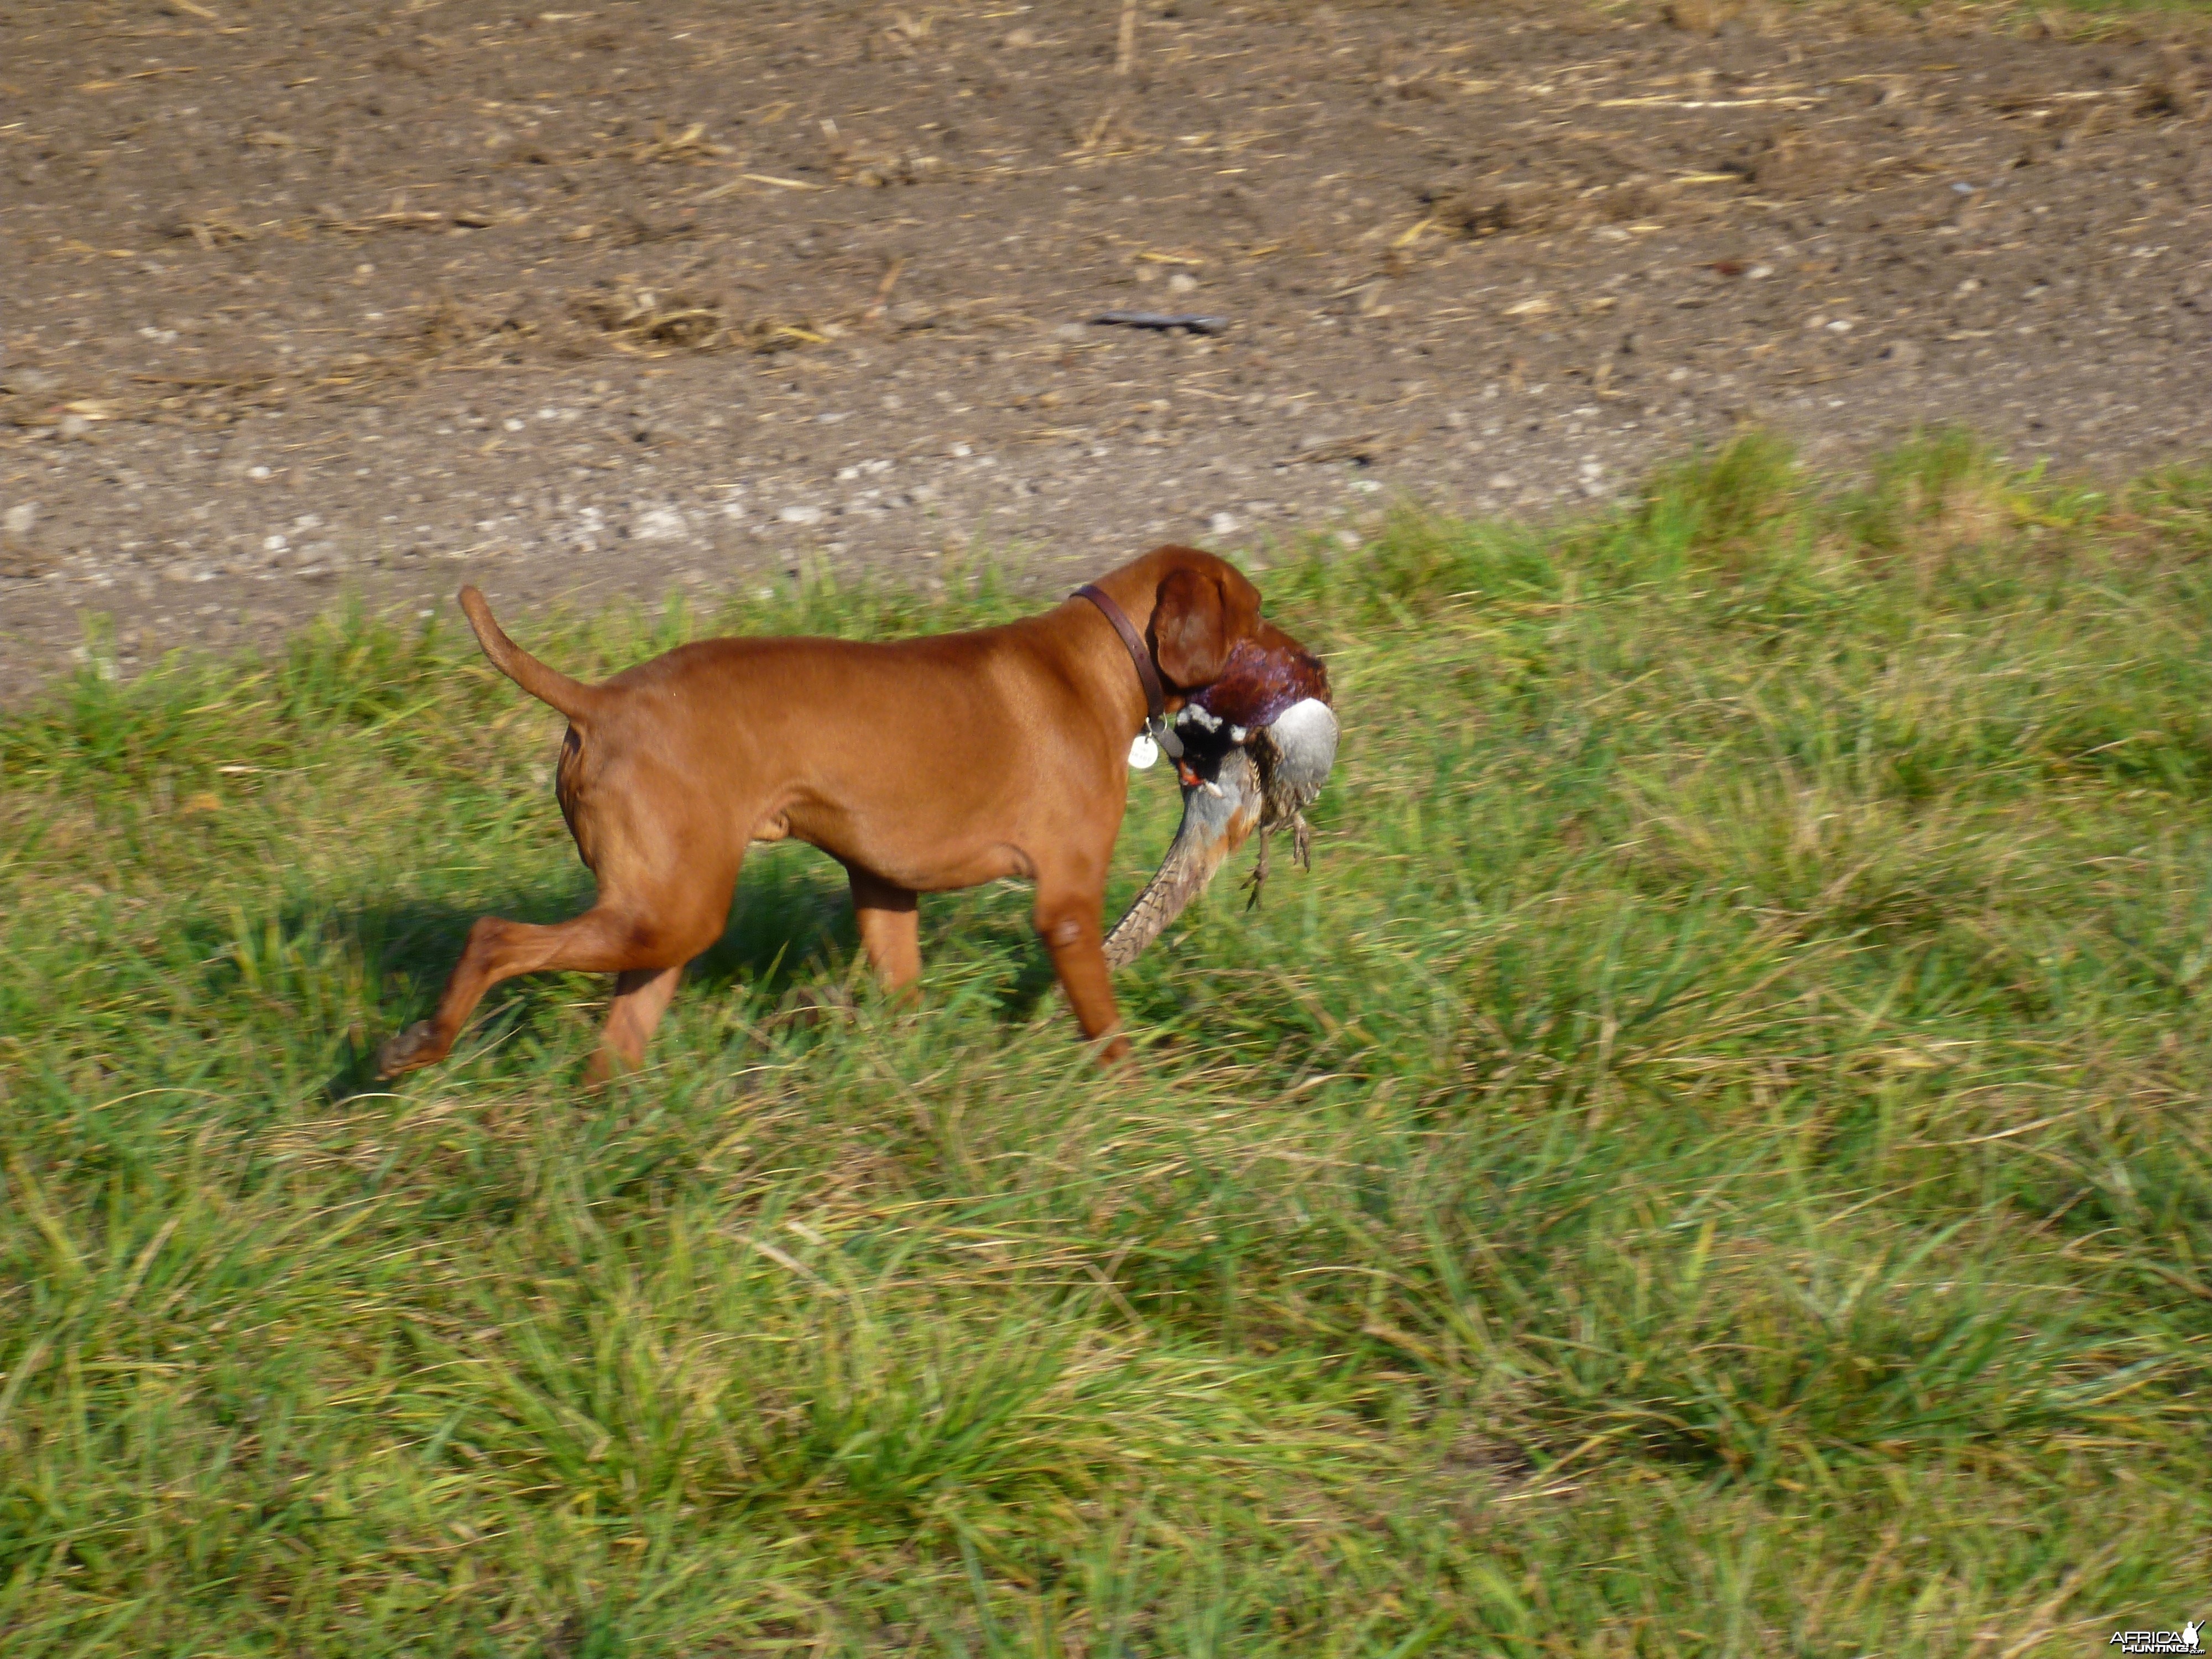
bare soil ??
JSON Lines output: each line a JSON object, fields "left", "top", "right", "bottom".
{"left": 4, "top": 0, "right": 2210, "bottom": 701}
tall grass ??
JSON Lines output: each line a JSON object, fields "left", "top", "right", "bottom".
{"left": 2, "top": 431, "right": 2208, "bottom": 1655}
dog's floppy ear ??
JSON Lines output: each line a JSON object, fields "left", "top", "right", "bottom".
{"left": 1151, "top": 563, "right": 1260, "bottom": 689}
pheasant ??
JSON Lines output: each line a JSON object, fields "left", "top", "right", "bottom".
{"left": 1103, "top": 639, "right": 1338, "bottom": 968}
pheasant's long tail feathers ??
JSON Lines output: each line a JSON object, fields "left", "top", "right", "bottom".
{"left": 456, "top": 586, "right": 607, "bottom": 722}
{"left": 1104, "top": 749, "right": 1264, "bottom": 968}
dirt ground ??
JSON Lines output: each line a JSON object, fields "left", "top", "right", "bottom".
{"left": 3, "top": 0, "right": 2209, "bottom": 701}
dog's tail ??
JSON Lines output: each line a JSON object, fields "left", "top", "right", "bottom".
{"left": 457, "top": 586, "right": 607, "bottom": 722}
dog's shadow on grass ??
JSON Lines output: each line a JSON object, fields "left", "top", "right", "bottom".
{"left": 323, "top": 847, "right": 1062, "bottom": 1097}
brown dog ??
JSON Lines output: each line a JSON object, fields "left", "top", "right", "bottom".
{"left": 375, "top": 546, "right": 1326, "bottom": 1080}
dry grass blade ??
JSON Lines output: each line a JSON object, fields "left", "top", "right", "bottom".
{"left": 571, "top": 290, "right": 730, "bottom": 353}
{"left": 165, "top": 215, "right": 256, "bottom": 249}
{"left": 626, "top": 120, "right": 732, "bottom": 164}
{"left": 859, "top": 256, "right": 907, "bottom": 328}
{"left": 414, "top": 300, "right": 539, "bottom": 364}
{"left": 568, "top": 289, "right": 829, "bottom": 357}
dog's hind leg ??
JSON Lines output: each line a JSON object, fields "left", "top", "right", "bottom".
{"left": 377, "top": 882, "right": 732, "bottom": 1080}
{"left": 587, "top": 964, "right": 688, "bottom": 1083}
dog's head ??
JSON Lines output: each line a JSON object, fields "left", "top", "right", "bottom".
{"left": 1135, "top": 547, "right": 1329, "bottom": 727}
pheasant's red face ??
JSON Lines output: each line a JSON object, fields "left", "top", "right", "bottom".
{"left": 1188, "top": 632, "right": 1331, "bottom": 732}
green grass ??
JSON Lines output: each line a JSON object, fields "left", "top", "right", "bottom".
{"left": 3, "top": 430, "right": 2210, "bottom": 1655}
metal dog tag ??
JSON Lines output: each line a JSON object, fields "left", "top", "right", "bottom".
{"left": 1128, "top": 731, "right": 1160, "bottom": 769}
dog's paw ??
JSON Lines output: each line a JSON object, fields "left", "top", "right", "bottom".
{"left": 375, "top": 1020, "right": 443, "bottom": 1078}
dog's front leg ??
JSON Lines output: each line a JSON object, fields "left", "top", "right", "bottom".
{"left": 848, "top": 866, "right": 922, "bottom": 1001}
{"left": 1034, "top": 883, "right": 1131, "bottom": 1066}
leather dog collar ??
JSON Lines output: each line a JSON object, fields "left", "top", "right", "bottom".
{"left": 1074, "top": 583, "right": 1182, "bottom": 758}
